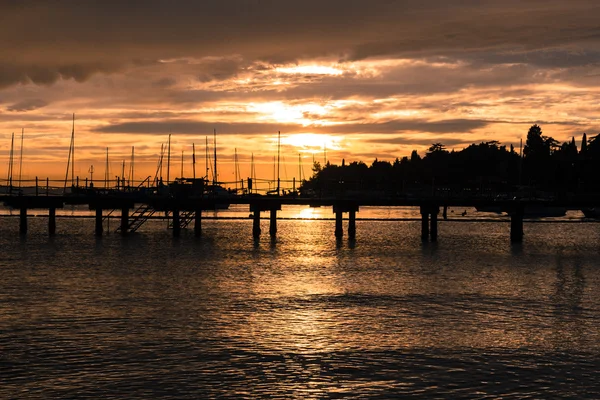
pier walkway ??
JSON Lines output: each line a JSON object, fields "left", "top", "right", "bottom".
{"left": 2, "top": 180, "right": 600, "bottom": 243}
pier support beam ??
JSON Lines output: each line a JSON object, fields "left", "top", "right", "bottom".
{"left": 48, "top": 207, "right": 56, "bottom": 236}
{"left": 194, "top": 209, "right": 202, "bottom": 237}
{"left": 19, "top": 207, "right": 27, "bottom": 235}
{"left": 95, "top": 208, "right": 103, "bottom": 236}
{"left": 420, "top": 206, "right": 429, "bottom": 241}
{"left": 269, "top": 209, "right": 277, "bottom": 236}
{"left": 442, "top": 205, "right": 448, "bottom": 220}
{"left": 335, "top": 211, "right": 343, "bottom": 238}
{"left": 252, "top": 211, "right": 261, "bottom": 238}
{"left": 430, "top": 207, "right": 439, "bottom": 242}
{"left": 348, "top": 210, "right": 356, "bottom": 240}
{"left": 510, "top": 206, "right": 524, "bottom": 243}
{"left": 120, "top": 207, "right": 129, "bottom": 236}
{"left": 250, "top": 203, "right": 279, "bottom": 239}
{"left": 333, "top": 203, "right": 359, "bottom": 240}
{"left": 172, "top": 209, "right": 181, "bottom": 237}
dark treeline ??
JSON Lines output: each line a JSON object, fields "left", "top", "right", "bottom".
{"left": 299, "top": 125, "right": 600, "bottom": 197}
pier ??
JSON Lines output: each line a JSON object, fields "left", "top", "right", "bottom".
{"left": 2, "top": 177, "right": 599, "bottom": 244}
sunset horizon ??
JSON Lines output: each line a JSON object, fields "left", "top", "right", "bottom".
{"left": 2, "top": 1, "right": 600, "bottom": 182}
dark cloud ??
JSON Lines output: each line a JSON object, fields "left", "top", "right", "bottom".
{"left": 323, "top": 119, "right": 490, "bottom": 134}
{"left": 94, "top": 120, "right": 301, "bottom": 135}
{"left": 94, "top": 118, "right": 489, "bottom": 136}
{"left": 2, "top": 1, "right": 600, "bottom": 88}
{"left": 6, "top": 98, "right": 48, "bottom": 112}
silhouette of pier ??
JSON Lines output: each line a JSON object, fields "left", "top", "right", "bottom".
{"left": 2, "top": 177, "right": 600, "bottom": 243}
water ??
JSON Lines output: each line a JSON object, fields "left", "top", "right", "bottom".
{"left": 1, "top": 206, "right": 600, "bottom": 398}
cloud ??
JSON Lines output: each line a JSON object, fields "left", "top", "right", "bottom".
{"left": 94, "top": 118, "right": 490, "bottom": 136}
{"left": 2, "top": 1, "right": 600, "bottom": 88}
{"left": 6, "top": 98, "right": 48, "bottom": 112}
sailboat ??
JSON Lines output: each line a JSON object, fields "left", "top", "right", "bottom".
{"left": 202, "top": 129, "right": 231, "bottom": 209}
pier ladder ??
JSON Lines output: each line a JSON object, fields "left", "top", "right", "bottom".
{"left": 115, "top": 203, "right": 156, "bottom": 233}
{"left": 168, "top": 210, "right": 195, "bottom": 230}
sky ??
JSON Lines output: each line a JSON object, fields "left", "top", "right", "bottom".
{"left": 2, "top": 0, "right": 600, "bottom": 188}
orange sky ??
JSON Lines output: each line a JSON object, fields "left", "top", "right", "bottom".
{"left": 2, "top": 1, "right": 600, "bottom": 189}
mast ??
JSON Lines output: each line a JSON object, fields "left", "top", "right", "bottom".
{"left": 166, "top": 134, "right": 171, "bottom": 183}
{"left": 192, "top": 143, "right": 196, "bottom": 179}
{"left": 71, "top": 114, "right": 75, "bottom": 186}
{"left": 160, "top": 144, "right": 164, "bottom": 181}
{"left": 181, "top": 150, "right": 184, "bottom": 178}
{"left": 121, "top": 160, "right": 125, "bottom": 188}
{"left": 205, "top": 136, "right": 209, "bottom": 180}
{"left": 213, "top": 129, "right": 217, "bottom": 185}
{"left": 277, "top": 131, "right": 281, "bottom": 195}
{"left": 129, "top": 146, "right": 134, "bottom": 186}
{"left": 18, "top": 128, "right": 23, "bottom": 187}
{"left": 251, "top": 153, "right": 255, "bottom": 194}
{"left": 63, "top": 114, "right": 75, "bottom": 192}
{"left": 7, "top": 132, "right": 14, "bottom": 192}
{"left": 105, "top": 147, "right": 109, "bottom": 188}
{"left": 234, "top": 148, "right": 238, "bottom": 193}
{"left": 299, "top": 153, "right": 302, "bottom": 181}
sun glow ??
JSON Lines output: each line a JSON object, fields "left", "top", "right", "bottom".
{"left": 248, "top": 102, "right": 329, "bottom": 125}
{"left": 283, "top": 133, "right": 341, "bottom": 152}
{"left": 276, "top": 65, "right": 344, "bottom": 75}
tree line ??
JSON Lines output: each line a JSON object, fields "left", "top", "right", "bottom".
{"left": 299, "top": 125, "right": 600, "bottom": 197}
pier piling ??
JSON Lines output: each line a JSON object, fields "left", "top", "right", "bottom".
{"left": 430, "top": 207, "right": 438, "bottom": 242}
{"left": 348, "top": 210, "right": 356, "bottom": 239}
{"left": 335, "top": 211, "right": 343, "bottom": 238}
{"left": 120, "top": 207, "right": 129, "bottom": 236}
{"left": 95, "top": 208, "right": 103, "bottom": 236}
{"left": 48, "top": 207, "right": 56, "bottom": 235}
{"left": 269, "top": 209, "right": 277, "bottom": 236}
{"left": 252, "top": 212, "right": 261, "bottom": 238}
{"left": 510, "top": 206, "right": 524, "bottom": 243}
{"left": 172, "top": 209, "right": 181, "bottom": 237}
{"left": 194, "top": 209, "right": 202, "bottom": 237}
{"left": 420, "top": 206, "right": 429, "bottom": 241}
{"left": 19, "top": 207, "right": 27, "bottom": 235}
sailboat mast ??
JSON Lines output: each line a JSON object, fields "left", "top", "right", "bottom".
{"left": 63, "top": 115, "right": 75, "bottom": 192}
{"left": 129, "top": 146, "right": 134, "bottom": 186}
{"left": 277, "top": 131, "right": 281, "bottom": 195}
{"left": 8, "top": 132, "right": 14, "bottom": 190}
{"left": 71, "top": 114, "right": 75, "bottom": 186}
{"left": 234, "top": 148, "right": 237, "bottom": 192}
{"left": 213, "top": 129, "right": 217, "bottom": 185}
{"left": 18, "top": 128, "right": 23, "bottom": 187}
{"left": 181, "top": 150, "right": 184, "bottom": 178}
{"left": 205, "top": 136, "right": 209, "bottom": 180}
{"left": 105, "top": 147, "right": 109, "bottom": 188}
{"left": 251, "top": 153, "right": 255, "bottom": 194}
{"left": 121, "top": 160, "right": 125, "bottom": 185}
{"left": 192, "top": 143, "right": 196, "bottom": 179}
{"left": 166, "top": 134, "right": 171, "bottom": 183}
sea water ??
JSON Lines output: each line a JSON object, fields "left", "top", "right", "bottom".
{"left": 1, "top": 206, "right": 599, "bottom": 398}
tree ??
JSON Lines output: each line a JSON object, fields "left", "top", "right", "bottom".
{"left": 524, "top": 124, "right": 546, "bottom": 159}
{"left": 581, "top": 133, "right": 588, "bottom": 155}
